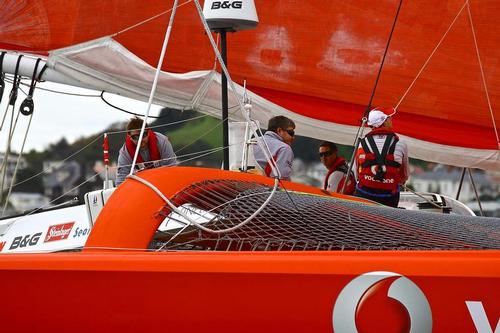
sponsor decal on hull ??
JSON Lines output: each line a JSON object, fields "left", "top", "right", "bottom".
{"left": 72, "top": 227, "right": 89, "bottom": 238}
{"left": 0, "top": 241, "right": 5, "bottom": 252}
{"left": 9, "top": 233, "right": 42, "bottom": 250}
{"left": 44, "top": 222, "right": 75, "bottom": 243}
{"left": 332, "top": 271, "right": 432, "bottom": 333}
{"left": 466, "top": 301, "right": 499, "bottom": 333}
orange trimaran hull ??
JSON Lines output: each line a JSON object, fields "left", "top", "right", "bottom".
{"left": 0, "top": 251, "right": 498, "bottom": 332}
{"left": 0, "top": 167, "right": 498, "bottom": 332}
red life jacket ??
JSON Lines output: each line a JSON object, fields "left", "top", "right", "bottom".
{"left": 323, "top": 157, "right": 356, "bottom": 195}
{"left": 125, "top": 130, "right": 161, "bottom": 164}
{"left": 264, "top": 153, "right": 279, "bottom": 177}
{"left": 357, "top": 128, "right": 401, "bottom": 192}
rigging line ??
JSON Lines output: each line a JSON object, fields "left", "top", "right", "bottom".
{"left": 101, "top": 91, "right": 164, "bottom": 118}
{"left": 396, "top": 0, "right": 469, "bottom": 109}
{"left": 0, "top": 108, "right": 16, "bottom": 204}
{"left": 4, "top": 76, "right": 101, "bottom": 97}
{"left": 178, "top": 141, "right": 241, "bottom": 165}
{"left": 104, "top": 113, "right": 211, "bottom": 136}
{"left": 466, "top": 3, "right": 499, "bottom": 149}
{"left": 0, "top": 78, "right": 27, "bottom": 131}
{"left": 277, "top": 180, "right": 307, "bottom": 224}
{"left": 111, "top": 0, "right": 192, "bottom": 37}
{"left": 2, "top": 112, "right": 34, "bottom": 216}
{"left": 0, "top": 98, "right": 11, "bottom": 131}
{"left": 364, "top": 0, "right": 404, "bottom": 116}
{"left": 29, "top": 83, "right": 100, "bottom": 97}
{"left": 10, "top": 171, "right": 104, "bottom": 223}
{"left": 341, "top": 1, "right": 403, "bottom": 194}
{"left": 192, "top": 0, "right": 279, "bottom": 179}
{"left": 130, "top": 0, "right": 179, "bottom": 176}
{"left": 173, "top": 108, "right": 243, "bottom": 156}
{"left": 174, "top": 114, "right": 226, "bottom": 154}
{"left": 11, "top": 134, "right": 102, "bottom": 188}
{"left": 116, "top": 143, "right": 232, "bottom": 170}
{"left": 102, "top": 91, "right": 240, "bottom": 120}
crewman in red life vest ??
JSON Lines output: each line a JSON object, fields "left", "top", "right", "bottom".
{"left": 253, "top": 116, "right": 295, "bottom": 180}
{"left": 354, "top": 107, "right": 409, "bottom": 207}
{"left": 319, "top": 141, "right": 355, "bottom": 194}
{"left": 116, "top": 117, "right": 178, "bottom": 185}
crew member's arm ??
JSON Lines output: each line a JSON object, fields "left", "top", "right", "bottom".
{"left": 353, "top": 144, "right": 362, "bottom": 183}
{"left": 399, "top": 141, "right": 410, "bottom": 184}
{"left": 116, "top": 146, "right": 132, "bottom": 186}
{"left": 156, "top": 133, "right": 178, "bottom": 166}
{"left": 275, "top": 146, "right": 294, "bottom": 180}
{"left": 328, "top": 171, "right": 345, "bottom": 193}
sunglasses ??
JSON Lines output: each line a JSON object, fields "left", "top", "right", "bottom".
{"left": 129, "top": 134, "right": 144, "bottom": 142}
{"left": 319, "top": 151, "right": 333, "bottom": 158}
{"left": 284, "top": 129, "right": 295, "bottom": 137}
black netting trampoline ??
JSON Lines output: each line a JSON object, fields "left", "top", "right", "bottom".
{"left": 149, "top": 180, "right": 500, "bottom": 251}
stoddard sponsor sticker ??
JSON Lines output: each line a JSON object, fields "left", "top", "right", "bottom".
{"left": 44, "top": 222, "right": 75, "bottom": 243}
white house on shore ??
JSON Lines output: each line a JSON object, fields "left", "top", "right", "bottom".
{"left": 7, "top": 192, "right": 50, "bottom": 214}
{"left": 0, "top": 153, "right": 27, "bottom": 190}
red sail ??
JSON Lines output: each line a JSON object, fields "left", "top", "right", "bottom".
{"left": 1, "top": 0, "right": 498, "bottom": 155}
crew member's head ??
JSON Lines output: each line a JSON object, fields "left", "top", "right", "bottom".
{"left": 367, "top": 107, "right": 396, "bottom": 129}
{"left": 319, "top": 141, "right": 338, "bottom": 169}
{"left": 268, "top": 115, "right": 295, "bottom": 145}
{"left": 127, "top": 117, "right": 149, "bottom": 149}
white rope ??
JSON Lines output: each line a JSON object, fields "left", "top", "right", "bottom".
{"left": 466, "top": 2, "right": 499, "bottom": 149}
{"left": 111, "top": 0, "right": 192, "bottom": 37}
{"left": 128, "top": 173, "right": 279, "bottom": 234}
{"left": 0, "top": 108, "right": 16, "bottom": 203}
{"left": 2, "top": 112, "right": 34, "bottom": 216}
{"left": 130, "top": 0, "right": 179, "bottom": 175}
{"left": 0, "top": 100, "right": 11, "bottom": 131}
{"left": 395, "top": 0, "right": 468, "bottom": 109}
{"left": 157, "top": 189, "right": 276, "bottom": 250}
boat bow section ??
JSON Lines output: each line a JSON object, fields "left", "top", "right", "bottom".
{"left": 84, "top": 166, "right": 333, "bottom": 250}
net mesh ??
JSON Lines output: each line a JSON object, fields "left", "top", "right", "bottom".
{"left": 149, "top": 179, "right": 500, "bottom": 251}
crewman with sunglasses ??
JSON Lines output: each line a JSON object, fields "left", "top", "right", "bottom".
{"left": 116, "top": 117, "right": 177, "bottom": 185}
{"left": 253, "top": 116, "right": 295, "bottom": 180}
{"left": 318, "top": 141, "right": 355, "bottom": 194}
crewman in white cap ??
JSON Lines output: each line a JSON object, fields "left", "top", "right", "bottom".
{"left": 354, "top": 107, "right": 409, "bottom": 207}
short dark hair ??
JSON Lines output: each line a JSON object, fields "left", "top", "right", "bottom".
{"left": 319, "top": 141, "right": 338, "bottom": 152}
{"left": 126, "top": 117, "right": 144, "bottom": 132}
{"left": 267, "top": 116, "right": 295, "bottom": 133}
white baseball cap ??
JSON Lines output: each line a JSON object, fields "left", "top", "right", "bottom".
{"left": 367, "top": 107, "right": 396, "bottom": 128}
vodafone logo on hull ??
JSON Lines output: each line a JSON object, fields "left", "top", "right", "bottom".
{"left": 332, "top": 271, "right": 432, "bottom": 333}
